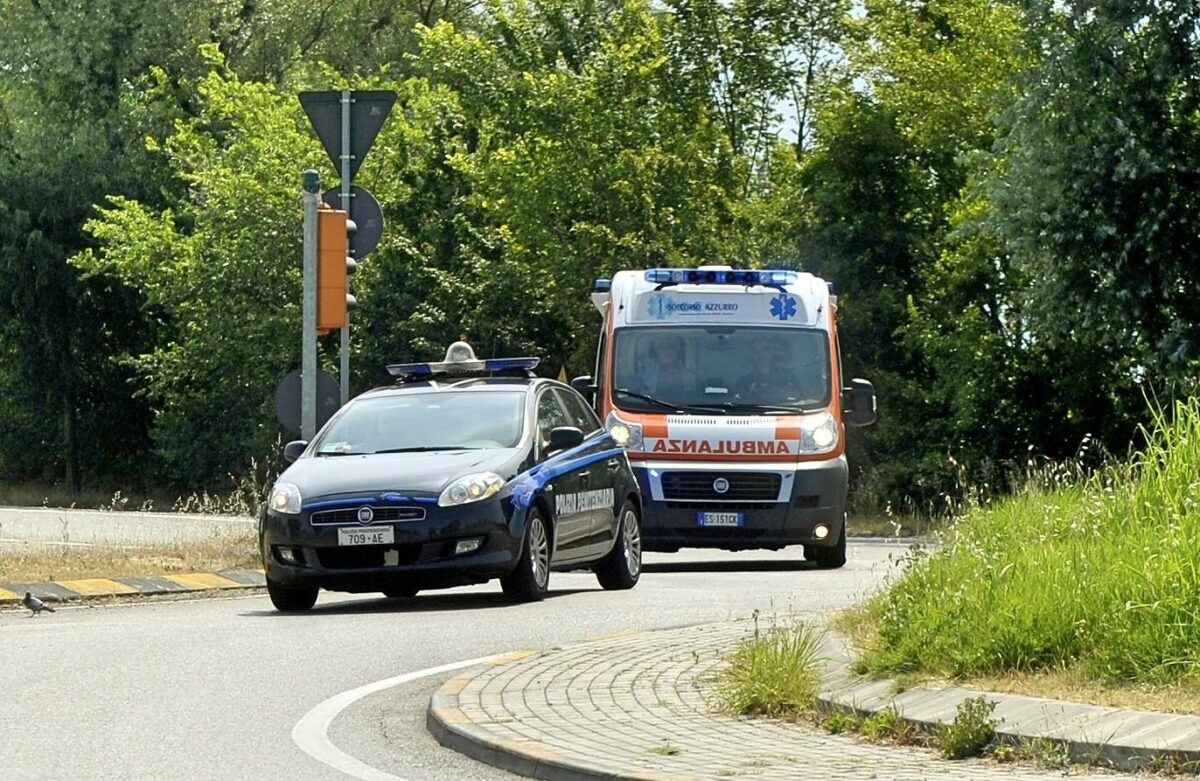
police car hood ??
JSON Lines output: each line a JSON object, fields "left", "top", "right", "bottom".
{"left": 284, "top": 448, "right": 523, "bottom": 498}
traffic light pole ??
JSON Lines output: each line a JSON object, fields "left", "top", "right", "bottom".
{"left": 338, "top": 90, "right": 352, "bottom": 406}
{"left": 302, "top": 170, "right": 320, "bottom": 441}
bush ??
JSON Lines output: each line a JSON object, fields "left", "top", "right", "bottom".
{"left": 937, "top": 696, "right": 997, "bottom": 759}
{"left": 718, "top": 617, "right": 824, "bottom": 719}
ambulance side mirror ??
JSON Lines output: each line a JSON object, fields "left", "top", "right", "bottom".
{"left": 570, "top": 376, "right": 596, "bottom": 403}
{"left": 842, "top": 379, "right": 876, "bottom": 427}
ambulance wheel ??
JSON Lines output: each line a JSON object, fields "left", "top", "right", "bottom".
{"left": 596, "top": 500, "right": 642, "bottom": 590}
{"left": 266, "top": 577, "right": 318, "bottom": 612}
{"left": 502, "top": 510, "right": 550, "bottom": 602}
{"left": 806, "top": 524, "right": 846, "bottom": 570}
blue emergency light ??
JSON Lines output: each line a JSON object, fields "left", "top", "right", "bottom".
{"left": 386, "top": 341, "right": 540, "bottom": 379}
{"left": 643, "top": 268, "right": 799, "bottom": 286}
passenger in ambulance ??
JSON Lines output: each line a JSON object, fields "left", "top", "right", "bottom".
{"left": 735, "top": 346, "right": 800, "bottom": 403}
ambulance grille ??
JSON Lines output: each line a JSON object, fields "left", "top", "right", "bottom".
{"left": 661, "top": 472, "right": 782, "bottom": 501}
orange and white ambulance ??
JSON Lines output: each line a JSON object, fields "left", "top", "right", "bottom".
{"left": 573, "top": 267, "right": 875, "bottom": 568}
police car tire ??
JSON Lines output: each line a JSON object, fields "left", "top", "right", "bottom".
{"left": 808, "top": 524, "right": 846, "bottom": 569}
{"left": 382, "top": 586, "right": 419, "bottom": 599}
{"left": 266, "top": 577, "right": 318, "bottom": 612}
{"left": 501, "top": 510, "right": 550, "bottom": 602}
{"left": 595, "top": 499, "right": 642, "bottom": 590}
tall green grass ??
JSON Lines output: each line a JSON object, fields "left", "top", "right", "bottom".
{"left": 859, "top": 398, "right": 1200, "bottom": 684}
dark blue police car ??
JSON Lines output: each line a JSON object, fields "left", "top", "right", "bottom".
{"left": 259, "top": 343, "right": 643, "bottom": 611}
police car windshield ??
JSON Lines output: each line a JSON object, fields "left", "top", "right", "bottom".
{"left": 612, "top": 326, "right": 830, "bottom": 414}
{"left": 315, "top": 391, "right": 525, "bottom": 455}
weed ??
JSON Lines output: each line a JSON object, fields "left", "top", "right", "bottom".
{"left": 717, "top": 615, "right": 824, "bottom": 720}
{"left": 649, "top": 743, "right": 680, "bottom": 756}
{"left": 860, "top": 707, "right": 917, "bottom": 744}
{"left": 936, "top": 696, "right": 997, "bottom": 759}
{"left": 820, "top": 712, "right": 860, "bottom": 735}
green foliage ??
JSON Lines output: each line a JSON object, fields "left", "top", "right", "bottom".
{"left": 820, "top": 711, "right": 861, "bottom": 734}
{"left": 861, "top": 398, "right": 1200, "bottom": 685}
{"left": 718, "top": 617, "right": 824, "bottom": 719}
{"left": 937, "top": 696, "right": 997, "bottom": 759}
{"left": 860, "top": 706, "right": 916, "bottom": 743}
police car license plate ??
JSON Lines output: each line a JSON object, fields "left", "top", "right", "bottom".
{"left": 698, "top": 511, "right": 743, "bottom": 528}
{"left": 337, "top": 526, "right": 395, "bottom": 546}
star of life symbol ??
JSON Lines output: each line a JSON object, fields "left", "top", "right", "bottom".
{"left": 770, "top": 294, "right": 797, "bottom": 321}
{"left": 647, "top": 292, "right": 672, "bottom": 320}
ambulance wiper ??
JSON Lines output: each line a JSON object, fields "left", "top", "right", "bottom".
{"left": 614, "top": 388, "right": 725, "bottom": 415}
{"left": 720, "top": 403, "right": 814, "bottom": 414}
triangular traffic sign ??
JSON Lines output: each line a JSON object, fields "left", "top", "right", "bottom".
{"left": 299, "top": 90, "right": 396, "bottom": 180}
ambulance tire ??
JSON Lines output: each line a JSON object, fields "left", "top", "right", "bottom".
{"left": 501, "top": 510, "right": 551, "bottom": 602}
{"left": 807, "top": 524, "right": 846, "bottom": 570}
{"left": 595, "top": 499, "right": 642, "bottom": 590}
{"left": 266, "top": 576, "right": 318, "bottom": 612}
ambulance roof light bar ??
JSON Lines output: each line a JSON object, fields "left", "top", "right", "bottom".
{"left": 644, "top": 268, "right": 799, "bottom": 289}
{"left": 386, "top": 341, "right": 540, "bottom": 381}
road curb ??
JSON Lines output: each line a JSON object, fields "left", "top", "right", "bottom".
{"left": 0, "top": 569, "right": 265, "bottom": 605}
{"left": 427, "top": 620, "right": 1200, "bottom": 779}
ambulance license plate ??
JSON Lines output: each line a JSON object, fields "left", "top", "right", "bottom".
{"left": 698, "top": 511, "right": 743, "bottom": 528}
{"left": 338, "top": 526, "right": 395, "bottom": 546}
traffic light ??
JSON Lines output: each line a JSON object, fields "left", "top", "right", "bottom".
{"left": 317, "top": 205, "right": 357, "bottom": 334}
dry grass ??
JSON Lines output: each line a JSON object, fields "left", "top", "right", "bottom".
{"left": 0, "top": 531, "right": 259, "bottom": 584}
{"left": 969, "top": 668, "right": 1200, "bottom": 716}
{"left": 847, "top": 514, "right": 941, "bottom": 539}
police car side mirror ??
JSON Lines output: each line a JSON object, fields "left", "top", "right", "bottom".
{"left": 546, "top": 427, "right": 585, "bottom": 455}
{"left": 841, "top": 379, "right": 876, "bottom": 428}
{"left": 283, "top": 440, "right": 308, "bottom": 463}
{"left": 570, "top": 376, "right": 596, "bottom": 402}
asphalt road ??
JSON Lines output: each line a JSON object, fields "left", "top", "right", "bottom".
{"left": 0, "top": 541, "right": 912, "bottom": 780}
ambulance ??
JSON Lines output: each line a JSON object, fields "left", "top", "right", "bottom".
{"left": 572, "top": 267, "right": 875, "bottom": 568}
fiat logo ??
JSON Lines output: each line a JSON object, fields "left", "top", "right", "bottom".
{"left": 356, "top": 506, "right": 375, "bottom": 524}
{"left": 713, "top": 477, "right": 730, "bottom": 494}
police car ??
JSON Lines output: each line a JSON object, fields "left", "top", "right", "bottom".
{"left": 259, "top": 343, "right": 643, "bottom": 611}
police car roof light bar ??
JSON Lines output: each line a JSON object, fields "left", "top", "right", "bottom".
{"left": 644, "top": 268, "right": 798, "bottom": 289}
{"left": 386, "top": 341, "right": 540, "bottom": 381}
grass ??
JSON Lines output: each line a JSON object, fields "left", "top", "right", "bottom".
{"left": 856, "top": 397, "right": 1200, "bottom": 691}
{"left": 937, "top": 696, "right": 998, "bottom": 759}
{"left": 0, "top": 530, "right": 259, "bottom": 583}
{"left": 718, "top": 614, "right": 824, "bottom": 719}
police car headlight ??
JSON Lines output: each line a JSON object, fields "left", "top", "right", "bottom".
{"left": 605, "top": 411, "right": 643, "bottom": 449}
{"left": 798, "top": 412, "right": 839, "bottom": 454}
{"left": 268, "top": 483, "right": 302, "bottom": 515}
{"left": 439, "top": 472, "right": 505, "bottom": 507}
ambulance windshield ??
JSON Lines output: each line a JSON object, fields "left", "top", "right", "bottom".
{"left": 611, "top": 326, "right": 830, "bottom": 414}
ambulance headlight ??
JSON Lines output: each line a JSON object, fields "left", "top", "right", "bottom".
{"left": 798, "top": 412, "right": 839, "bottom": 454}
{"left": 268, "top": 483, "right": 302, "bottom": 515}
{"left": 605, "top": 411, "right": 643, "bottom": 449}
{"left": 439, "top": 472, "right": 505, "bottom": 507}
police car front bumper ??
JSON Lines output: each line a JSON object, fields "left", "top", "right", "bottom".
{"left": 260, "top": 498, "right": 523, "bottom": 593}
{"left": 632, "top": 457, "right": 848, "bottom": 552}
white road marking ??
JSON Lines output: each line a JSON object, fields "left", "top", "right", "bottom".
{"left": 292, "top": 654, "right": 502, "bottom": 781}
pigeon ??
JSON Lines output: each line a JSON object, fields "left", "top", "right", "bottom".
{"left": 23, "top": 592, "right": 55, "bottom": 616}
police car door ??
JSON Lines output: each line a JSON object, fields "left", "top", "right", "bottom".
{"left": 535, "top": 389, "right": 589, "bottom": 559}
{"left": 554, "top": 388, "right": 619, "bottom": 556}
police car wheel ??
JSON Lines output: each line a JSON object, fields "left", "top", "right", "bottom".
{"left": 808, "top": 523, "right": 846, "bottom": 570}
{"left": 266, "top": 577, "right": 318, "bottom": 612}
{"left": 501, "top": 510, "right": 551, "bottom": 602}
{"left": 595, "top": 499, "right": 642, "bottom": 590}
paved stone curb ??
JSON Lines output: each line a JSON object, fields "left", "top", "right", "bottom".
{"left": 816, "top": 632, "right": 1200, "bottom": 773}
{"left": 427, "top": 621, "right": 1127, "bottom": 780}
{"left": 0, "top": 569, "right": 265, "bottom": 605}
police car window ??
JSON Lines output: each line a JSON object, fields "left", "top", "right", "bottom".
{"left": 315, "top": 391, "right": 524, "bottom": 455}
{"left": 554, "top": 389, "right": 600, "bottom": 434}
{"left": 535, "top": 391, "right": 571, "bottom": 455}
